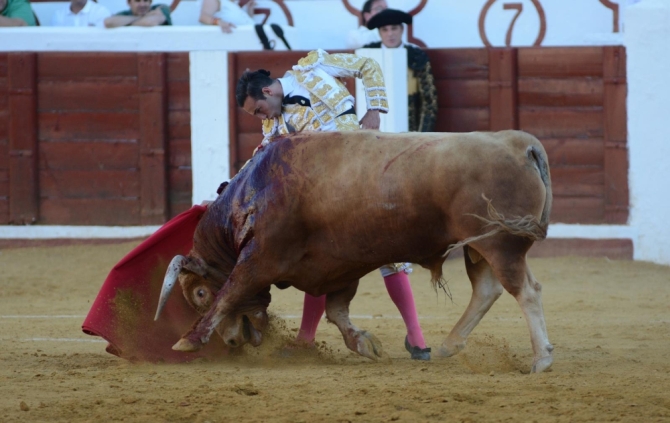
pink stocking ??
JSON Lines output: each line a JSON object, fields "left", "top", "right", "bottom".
{"left": 383, "top": 271, "right": 427, "bottom": 348}
{"left": 295, "top": 293, "right": 326, "bottom": 343}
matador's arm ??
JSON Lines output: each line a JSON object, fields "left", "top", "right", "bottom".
{"left": 293, "top": 49, "right": 389, "bottom": 113}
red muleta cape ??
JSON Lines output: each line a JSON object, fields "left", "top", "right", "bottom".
{"left": 82, "top": 205, "right": 229, "bottom": 362}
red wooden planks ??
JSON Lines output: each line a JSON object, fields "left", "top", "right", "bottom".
{"left": 488, "top": 48, "right": 518, "bottom": 130}
{"left": 39, "top": 112, "right": 140, "bottom": 141}
{"left": 551, "top": 197, "right": 604, "bottom": 224}
{"left": 434, "top": 108, "right": 489, "bottom": 132}
{"left": 435, "top": 79, "right": 489, "bottom": 108}
{"left": 237, "top": 132, "right": 261, "bottom": 168}
{"left": 8, "top": 53, "right": 39, "bottom": 224}
{"left": 166, "top": 53, "right": 189, "bottom": 81}
{"left": 168, "top": 138, "right": 191, "bottom": 168}
{"left": 426, "top": 49, "right": 489, "bottom": 80}
{"left": 0, "top": 110, "right": 7, "bottom": 143}
{"left": 138, "top": 53, "right": 168, "bottom": 224}
{"left": 39, "top": 198, "right": 140, "bottom": 225}
{"left": 38, "top": 53, "right": 138, "bottom": 79}
{"left": 518, "top": 78, "right": 603, "bottom": 107}
{"left": 540, "top": 138, "right": 604, "bottom": 167}
{"left": 39, "top": 169, "right": 140, "bottom": 199}
{"left": 602, "top": 46, "right": 629, "bottom": 224}
{"left": 39, "top": 141, "right": 138, "bottom": 171}
{"left": 167, "top": 110, "right": 190, "bottom": 140}
{"left": 518, "top": 47, "right": 603, "bottom": 78}
{"left": 38, "top": 80, "right": 139, "bottom": 112}
{"left": 0, "top": 77, "right": 7, "bottom": 110}
{"left": 167, "top": 80, "right": 189, "bottom": 111}
{"left": 529, "top": 238, "right": 633, "bottom": 260}
{"left": 550, "top": 166, "right": 604, "bottom": 197}
{"left": 519, "top": 107, "right": 603, "bottom": 139}
{"left": 0, "top": 54, "right": 7, "bottom": 77}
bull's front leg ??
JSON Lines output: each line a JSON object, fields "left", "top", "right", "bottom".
{"left": 325, "top": 280, "right": 384, "bottom": 361}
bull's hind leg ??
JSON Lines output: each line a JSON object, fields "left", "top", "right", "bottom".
{"left": 325, "top": 280, "right": 384, "bottom": 361}
{"left": 438, "top": 245, "right": 504, "bottom": 357}
{"left": 489, "top": 255, "right": 554, "bottom": 373}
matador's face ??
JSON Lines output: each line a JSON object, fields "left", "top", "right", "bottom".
{"left": 242, "top": 87, "right": 283, "bottom": 121}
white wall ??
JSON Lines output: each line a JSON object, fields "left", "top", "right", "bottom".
{"left": 189, "top": 51, "right": 230, "bottom": 206}
{"left": 0, "top": 25, "right": 295, "bottom": 52}
{"left": 355, "top": 47, "right": 408, "bottom": 133}
{"left": 27, "top": 0, "right": 626, "bottom": 50}
{"left": 625, "top": 0, "right": 670, "bottom": 266}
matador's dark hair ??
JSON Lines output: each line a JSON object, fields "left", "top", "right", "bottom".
{"left": 235, "top": 69, "right": 274, "bottom": 107}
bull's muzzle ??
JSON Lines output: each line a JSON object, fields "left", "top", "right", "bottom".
{"left": 217, "top": 309, "right": 268, "bottom": 348}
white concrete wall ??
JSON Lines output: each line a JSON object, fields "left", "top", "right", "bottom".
{"left": 625, "top": 0, "right": 670, "bottom": 266}
{"left": 189, "top": 51, "right": 230, "bottom": 205}
{"left": 0, "top": 26, "right": 295, "bottom": 52}
{"left": 355, "top": 48, "right": 408, "bottom": 133}
{"left": 25, "top": 0, "right": 626, "bottom": 50}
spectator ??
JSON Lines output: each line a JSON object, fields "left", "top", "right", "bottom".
{"left": 51, "top": 0, "right": 111, "bottom": 27}
{"left": 104, "top": 0, "right": 171, "bottom": 28}
{"left": 0, "top": 0, "right": 36, "bottom": 26}
{"left": 346, "top": 0, "right": 386, "bottom": 49}
{"left": 365, "top": 8, "right": 437, "bottom": 132}
{"left": 200, "top": 0, "right": 254, "bottom": 33}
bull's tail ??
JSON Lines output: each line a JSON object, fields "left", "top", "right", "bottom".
{"left": 527, "top": 144, "right": 552, "bottom": 233}
{"left": 442, "top": 145, "right": 552, "bottom": 257}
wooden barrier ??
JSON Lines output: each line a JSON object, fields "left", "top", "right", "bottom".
{"left": 0, "top": 47, "right": 629, "bottom": 226}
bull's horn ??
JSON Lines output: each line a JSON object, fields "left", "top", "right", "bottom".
{"left": 154, "top": 255, "right": 188, "bottom": 321}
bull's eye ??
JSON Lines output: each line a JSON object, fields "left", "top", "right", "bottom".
{"left": 192, "top": 286, "right": 211, "bottom": 309}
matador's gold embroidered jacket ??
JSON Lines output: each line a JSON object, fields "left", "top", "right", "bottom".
{"left": 260, "top": 49, "right": 389, "bottom": 145}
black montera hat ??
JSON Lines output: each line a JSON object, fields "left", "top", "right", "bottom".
{"left": 366, "top": 9, "right": 412, "bottom": 30}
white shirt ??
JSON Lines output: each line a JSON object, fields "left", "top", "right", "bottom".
{"left": 277, "top": 71, "right": 355, "bottom": 133}
{"left": 50, "top": 0, "right": 111, "bottom": 27}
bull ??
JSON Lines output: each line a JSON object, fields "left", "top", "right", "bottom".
{"left": 155, "top": 130, "right": 555, "bottom": 373}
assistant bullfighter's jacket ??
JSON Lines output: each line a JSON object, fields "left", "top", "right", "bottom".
{"left": 362, "top": 42, "right": 438, "bottom": 133}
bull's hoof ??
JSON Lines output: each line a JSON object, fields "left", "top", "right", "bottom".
{"left": 436, "top": 338, "right": 465, "bottom": 357}
{"left": 172, "top": 337, "right": 203, "bottom": 352}
{"left": 356, "top": 330, "right": 384, "bottom": 361}
{"left": 531, "top": 356, "right": 553, "bottom": 373}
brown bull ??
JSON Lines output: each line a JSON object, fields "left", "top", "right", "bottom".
{"left": 155, "top": 129, "right": 555, "bottom": 373}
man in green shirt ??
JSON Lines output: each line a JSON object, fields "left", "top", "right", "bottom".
{"left": 104, "top": 0, "right": 171, "bottom": 27}
{"left": 0, "top": 0, "right": 37, "bottom": 26}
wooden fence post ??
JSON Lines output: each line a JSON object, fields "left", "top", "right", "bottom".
{"left": 603, "top": 46, "right": 629, "bottom": 224}
{"left": 138, "top": 53, "right": 168, "bottom": 225}
{"left": 488, "top": 48, "right": 518, "bottom": 130}
{"left": 8, "top": 53, "right": 38, "bottom": 224}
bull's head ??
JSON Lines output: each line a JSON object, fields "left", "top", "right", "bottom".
{"left": 154, "top": 255, "right": 269, "bottom": 349}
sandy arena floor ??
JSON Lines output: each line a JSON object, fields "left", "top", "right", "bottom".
{"left": 0, "top": 241, "right": 669, "bottom": 422}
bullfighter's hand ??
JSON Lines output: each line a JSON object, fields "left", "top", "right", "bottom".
{"left": 360, "top": 110, "right": 381, "bottom": 130}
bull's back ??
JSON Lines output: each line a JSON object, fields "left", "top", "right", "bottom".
{"left": 248, "top": 130, "right": 548, "bottom": 263}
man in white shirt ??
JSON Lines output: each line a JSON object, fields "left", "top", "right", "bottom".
{"left": 51, "top": 0, "right": 110, "bottom": 27}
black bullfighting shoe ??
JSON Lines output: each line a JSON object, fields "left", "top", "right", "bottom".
{"left": 405, "top": 336, "right": 431, "bottom": 361}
